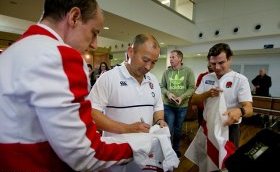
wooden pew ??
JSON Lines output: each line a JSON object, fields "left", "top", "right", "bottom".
{"left": 252, "top": 96, "right": 280, "bottom": 129}
{"left": 271, "top": 98, "right": 280, "bottom": 116}
{"left": 252, "top": 96, "right": 272, "bottom": 115}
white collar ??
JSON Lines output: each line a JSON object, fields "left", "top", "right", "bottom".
{"left": 37, "top": 23, "right": 64, "bottom": 44}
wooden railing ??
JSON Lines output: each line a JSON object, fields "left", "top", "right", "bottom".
{"left": 252, "top": 96, "right": 280, "bottom": 116}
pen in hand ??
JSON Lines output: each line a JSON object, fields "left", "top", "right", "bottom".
{"left": 140, "top": 117, "right": 145, "bottom": 123}
{"left": 138, "top": 117, "right": 150, "bottom": 133}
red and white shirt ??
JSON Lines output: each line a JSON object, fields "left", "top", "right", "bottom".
{"left": 0, "top": 24, "right": 132, "bottom": 171}
{"left": 186, "top": 70, "right": 252, "bottom": 171}
{"left": 196, "top": 70, "right": 252, "bottom": 108}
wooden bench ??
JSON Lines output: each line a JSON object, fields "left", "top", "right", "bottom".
{"left": 252, "top": 96, "right": 280, "bottom": 116}
{"left": 252, "top": 96, "right": 280, "bottom": 129}
{"left": 271, "top": 98, "right": 280, "bottom": 116}
{"left": 252, "top": 96, "right": 272, "bottom": 115}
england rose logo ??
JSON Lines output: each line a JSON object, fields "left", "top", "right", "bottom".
{"left": 226, "top": 81, "right": 232, "bottom": 88}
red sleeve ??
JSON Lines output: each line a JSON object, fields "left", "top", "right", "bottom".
{"left": 196, "top": 74, "right": 204, "bottom": 87}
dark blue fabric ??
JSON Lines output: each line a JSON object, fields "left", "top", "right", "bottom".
{"left": 164, "top": 105, "right": 187, "bottom": 152}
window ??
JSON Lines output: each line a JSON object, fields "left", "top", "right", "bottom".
{"left": 156, "top": 0, "right": 194, "bottom": 20}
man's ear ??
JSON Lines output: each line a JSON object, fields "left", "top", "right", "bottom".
{"left": 68, "top": 7, "right": 81, "bottom": 26}
{"left": 127, "top": 46, "right": 134, "bottom": 59}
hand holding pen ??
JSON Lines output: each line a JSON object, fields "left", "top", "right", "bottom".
{"left": 124, "top": 117, "right": 150, "bottom": 133}
{"left": 136, "top": 117, "right": 150, "bottom": 132}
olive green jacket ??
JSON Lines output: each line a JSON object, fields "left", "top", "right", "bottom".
{"left": 161, "top": 66, "right": 195, "bottom": 108}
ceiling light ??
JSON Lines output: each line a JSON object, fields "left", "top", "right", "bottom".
{"left": 84, "top": 54, "right": 91, "bottom": 59}
{"left": 103, "top": 27, "right": 109, "bottom": 30}
{"left": 215, "top": 30, "right": 220, "bottom": 36}
{"left": 160, "top": 42, "right": 165, "bottom": 45}
{"left": 254, "top": 24, "right": 261, "bottom": 31}
{"left": 197, "top": 54, "right": 201, "bottom": 56}
{"left": 233, "top": 27, "right": 239, "bottom": 33}
{"left": 161, "top": 0, "right": 170, "bottom": 5}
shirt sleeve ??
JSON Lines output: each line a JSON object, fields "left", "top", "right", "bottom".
{"left": 88, "top": 72, "right": 111, "bottom": 112}
{"left": 195, "top": 76, "right": 206, "bottom": 94}
{"left": 153, "top": 76, "right": 164, "bottom": 112}
{"left": 160, "top": 70, "right": 169, "bottom": 96}
{"left": 181, "top": 68, "right": 195, "bottom": 100}
{"left": 196, "top": 73, "right": 203, "bottom": 87}
{"left": 23, "top": 46, "right": 132, "bottom": 171}
{"left": 238, "top": 76, "right": 253, "bottom": 103}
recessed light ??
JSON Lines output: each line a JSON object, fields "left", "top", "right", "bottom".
{"left": 215, "top": 30, "right": 220, "bottom": 36}
{"left": 161, "top": 0, "right": 170, "bottom": 5}
{"left": 254, "top": 24, "right": 261, "bottom": 31}
{"left": 84, "top": 54, "right": 91, "bottom": 59}
{"left": 160, "top": 42, "right": 165, "bottom": 45}
{"left": 233, "top": 27, "right": 239, "bottom": 33}
{"left": 103, "top": 27, "right": 109, "bottom": 30}
{"left": 197, "top": 54, "right": 201, "bottom": 56}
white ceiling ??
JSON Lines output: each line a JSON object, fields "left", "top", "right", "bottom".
{"left": 0, "top": 0, "right": 280, "bottom": 56}
{"left": 0, "top": 0, "right": 188, "bottom": 51}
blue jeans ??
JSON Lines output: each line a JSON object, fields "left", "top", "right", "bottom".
{"left": 164, "top": 105, "right": 187, "bottom": 152}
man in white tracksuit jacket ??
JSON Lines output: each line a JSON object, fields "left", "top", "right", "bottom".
{"left": 0, "top": 0, "right": 134, "bottom": 171}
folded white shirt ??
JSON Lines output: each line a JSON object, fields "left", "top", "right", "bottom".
{"left": 101, "top": 126, "right": 179, "bottom": 172}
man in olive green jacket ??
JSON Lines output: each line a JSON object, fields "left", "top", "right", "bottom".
{"left": 161, "top": 49, "right": 195, "bottom": 157}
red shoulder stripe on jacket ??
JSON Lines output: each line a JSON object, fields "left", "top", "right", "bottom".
{"left": 58, "top": 46, "right": 132, "bottom": 161}
{"left": 19, "top": 25, "right": 58, "bottom": 41}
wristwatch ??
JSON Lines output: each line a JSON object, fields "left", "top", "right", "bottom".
{"left": 240, "top": 107, "right": 246, "bottom": 117}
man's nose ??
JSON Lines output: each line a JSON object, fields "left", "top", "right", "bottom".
{"left": 145, "top": 62, "right": 152, "bottom": 71}
{"left": 89, "top": 39, "right": 97, "bottom": 49}
{"left": 215, "top": 64, "right": 221, "bottom": 70}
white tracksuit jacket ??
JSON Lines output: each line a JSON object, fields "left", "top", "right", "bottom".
{"left": 0, "top": 24, "right": 132, "bottom": 172}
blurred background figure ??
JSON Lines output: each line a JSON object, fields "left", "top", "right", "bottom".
{"left": 96, "top": 61, "right": 110, "bottom": 79}
{"left": 252, "top": 68, "right": 272, "bottom": 97}
{"left": 87, "top": 63, "right": 94, "bottom": 88}
{"left": 196, "top": 63, "right": 214, "bottom": 88}
{"left": 194, "top": 63, "right": 214, "bottom": 126}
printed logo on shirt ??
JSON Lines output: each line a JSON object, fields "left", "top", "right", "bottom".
{"left": 169, "top": 74, "right": 185, "bottom": 90}
{"left": 151, "top": 92, "right": 155, "bottom": 97}
{"left": 120, "top": 81, "right": 127, "bottom": 86}
{"left": 146, "top": 75, "right": 151, "bottom": 80}
{"left": 149, "top": 82, "right": 154, "bottom": 89}
{"left": 205, "top": 80, "right": 215, "bottom": 85}
{"left": 226, "top": 81, "right": 232, "bottom": 88}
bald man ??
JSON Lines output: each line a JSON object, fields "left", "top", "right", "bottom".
{"left": 252, "top": 68, "right": 272, "bottom": 96}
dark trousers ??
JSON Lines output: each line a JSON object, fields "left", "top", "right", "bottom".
{"left": 229, "top": 124, "right": 240, "bottom": 147}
